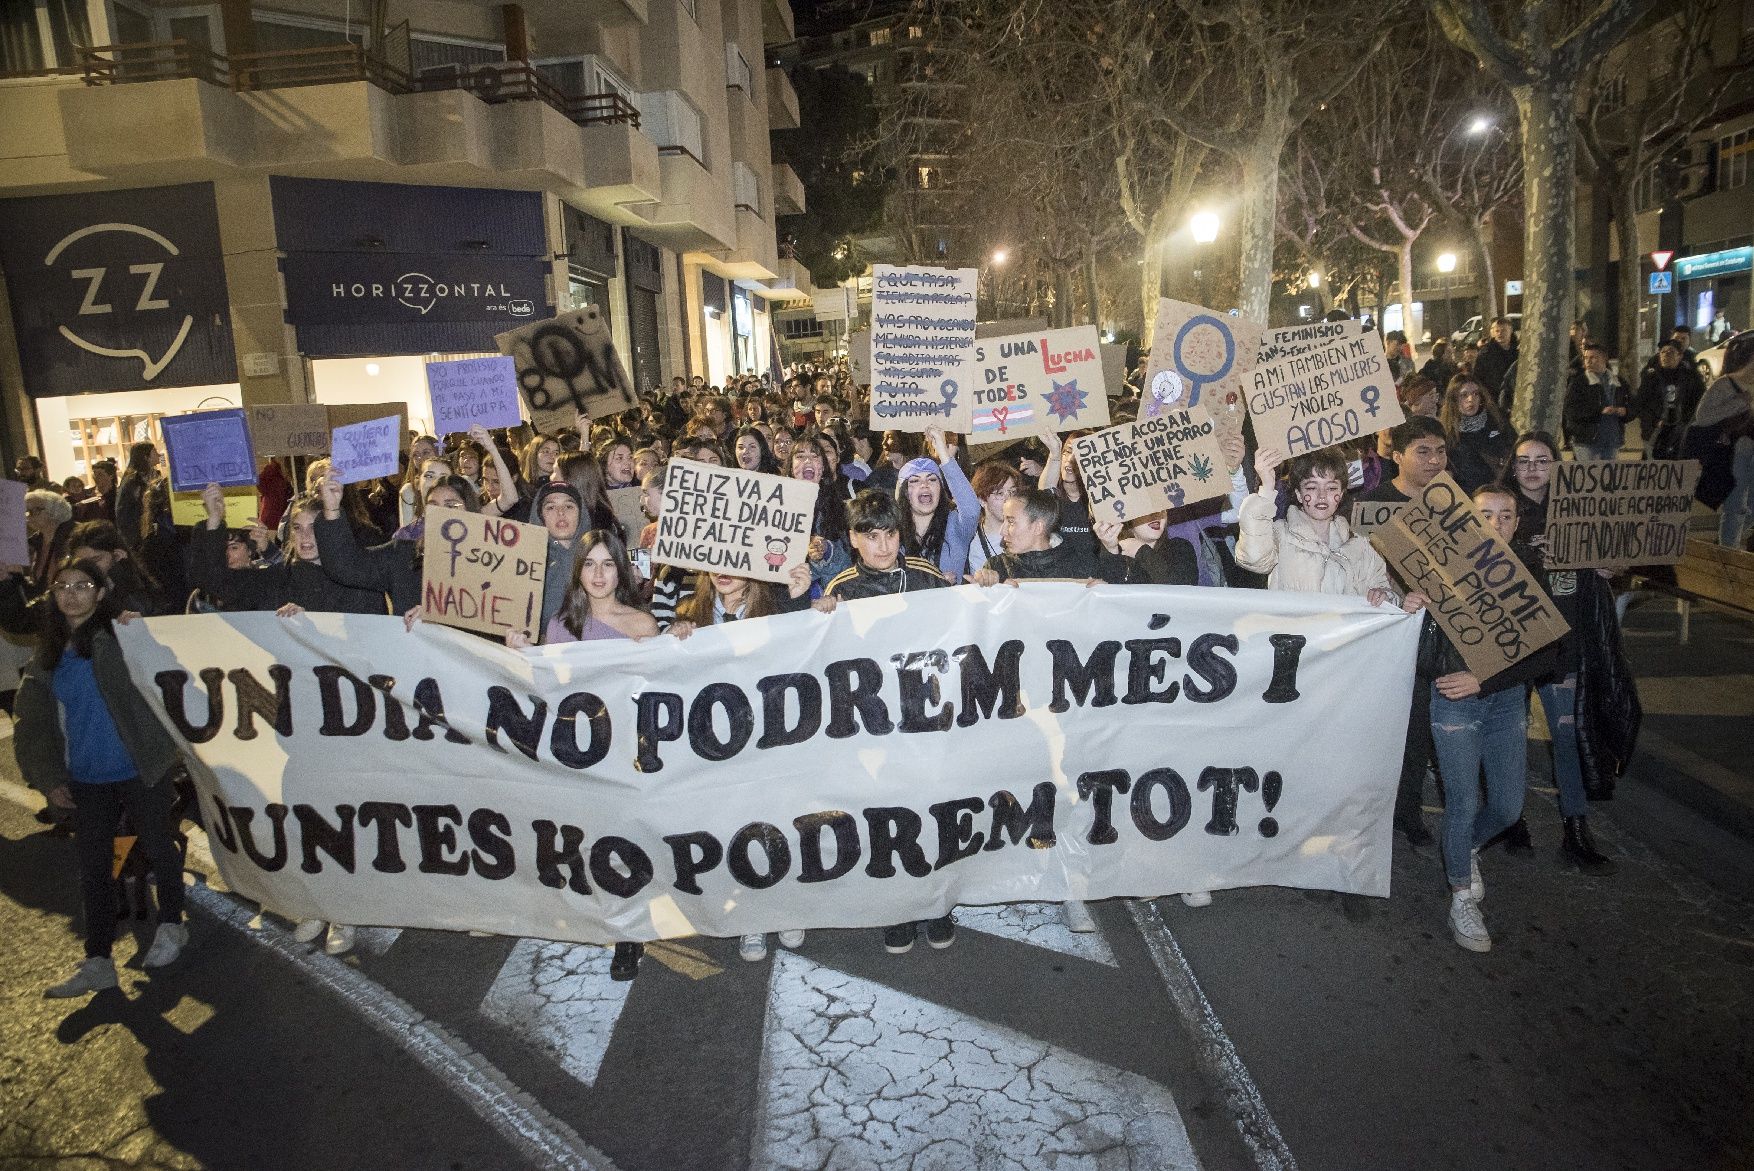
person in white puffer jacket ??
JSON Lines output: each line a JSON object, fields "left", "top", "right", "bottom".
{"left": 1235, "top": 445, "right": 1406, "bottom": 604}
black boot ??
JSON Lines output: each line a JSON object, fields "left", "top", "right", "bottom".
{"left": 1561, "top": 817, "right": 1617, "bottom": 876}
{"left": 611, "top": 941, "right": 643, "bottom": 981}
{"left": 1503, "top": 817, "right": 1533, "bottom": 854}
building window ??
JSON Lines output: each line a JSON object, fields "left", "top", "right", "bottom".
{"left": 915, "top": 166, "right": 939, "bottom": 190}
{"left": 783, "top": 317, "right": 825, "bottom": 339}
{"left": 907, "top": 25, "right": 924, "bottom": 39}
{"left": 1718, "top": 129, "right": 1751, "bottom": 191}
{"left": 869, "top": 27, "right": 891, "bottom": 46}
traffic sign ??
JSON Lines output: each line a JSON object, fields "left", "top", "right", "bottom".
{"left": 1503, "top": 280, "right": 1523, "bottom": 297}
{"left": 1650, "top": 250, "right": 1674, "bottom": 271}
{"left": 1649, "top": 271, "right": 1674, "bottom": 294}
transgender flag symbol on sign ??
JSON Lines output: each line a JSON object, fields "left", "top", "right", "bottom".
{"left": 973, "top": 403, "right": 1035, "bottom": 435}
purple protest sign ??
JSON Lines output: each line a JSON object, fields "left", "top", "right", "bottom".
{"left": 161, "top": 408, "right": 257, "bottom": 493}
{"left": 425, "top": 355, "right": 523, "bottom": 436}
{"left": 330, "top": 415, "right": 402, "bottom": 485}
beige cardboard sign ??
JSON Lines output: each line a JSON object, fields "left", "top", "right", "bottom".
{"left": 1144, "top": 299, "right": 1264, "bottom": 471}
{"left": 1371, "top": 473, "right": 1569, "bottom": 681}
{"left": 247, "top": 404, "right": 331, "bottom": 458}
{"left": 968, "top": 324, "right": 1111, "bottom": 440}
{"left": 653, "top": 458, "right": 819, "bottom": 585}
{"left": 1542, "top": 459, "right": 1701, "bottom": 570}
{"left": 608, "top": 485, "right": 648, "bottom": 547}
{"left": 420, "top": 506, "right": 549, "bottom": 640}
{"left": 495, "top": 305, "right": 638, "bottom": 432}
{"left": 1349, "top": 500, "right": 1405, "bottom": 537}
{"left": 1249, "top": 319, "right": 1404, "bottom": 458}
{"left": 1073, "top": 411, "right": 1230, "bottom": 524}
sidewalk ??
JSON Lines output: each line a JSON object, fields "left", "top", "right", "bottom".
{"left": 1618, "top": 596, "right": 1754, "bottom": 844}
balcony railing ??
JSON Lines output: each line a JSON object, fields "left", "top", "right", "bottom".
{"left": 72, "top": 41, "right": 638, "bottom": 129}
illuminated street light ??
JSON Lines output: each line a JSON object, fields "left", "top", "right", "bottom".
{"left": 991, "top": 249, "right": 1008, "bottom": 266}
{"left": 1308, "top": 271, "right": 1322, "bottom": 288}
{"left": 1189, "top": 212, "right": 1220, "bottom": 244}
{"left": 1468, "top": 116, "right": 1492, "bottom": 135}
{"left": 1437, "top": 252, "right": 1458, "bottom": 273}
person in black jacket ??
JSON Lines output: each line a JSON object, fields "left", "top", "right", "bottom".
{"left": 1419, "top": 484, "right": 1561, "bottom": 955}
{"left": 314, "top": 473, "right": 479, "bottom": 620}
{"left": 1562, "top": 343, "right": 1630, "bottom": 461}
{"left": 1474, "top": 317, "right": 1518, "bottom": 405}
{"left": 972, "top": 488, "right": 1129, "bottom": 585}
{"left": 193, "top": 485, "right": 385, "bottom": 616}
{"left": 823, "top": 491, "right": 956, "bottom": 955}
{"left": 1634, "top": 341, "right": 1707, "bottom": 460}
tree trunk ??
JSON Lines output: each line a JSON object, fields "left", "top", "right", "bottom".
{"left": 1236, "top": 135, "right": 1283, "bottom": 323}
{"left": 1614, "top": 180, "right": 1643, "bottom": 369}
{"left": 1052, "top": 266, "right": 1074, "bottom": 328}
{"left": 1510, "top": 78, "right": 1578, "bottom": 436}
{"left": 1396, "top": 241, "right": 1420, "bottom": 362}
{"left": 1084, "top": 251, "right": 1101, "bottom": 326}
{"left": 1471, "top": 215, "right": 1497, "bottom": 321}
{"left": 1140, "top": 247, "right": 1164, "bottom": 349}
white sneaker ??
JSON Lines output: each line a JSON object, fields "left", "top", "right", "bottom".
{"left": 739, "top": 933, "right": 768, "bottom": 962}
{"left": 1449, "top": 894, "right": 1491, "bottom": 953}
{"left": 1469, "top": 850, "right": 1485, "bottom": 903}
{"left": 323, "top": 923, "right": 356, "bottom": 956}
{"left": 141, "top": 922, "right": 189, "bottom": 969}
{"left": 777, "top": 929, "right": 805, "bottom": 949}
{"left": 1063, "top": 899, "right": 1096, "bottom": 932}
{"left": 45, "top": 956, "right": 118, "bottom": 998}
{"left": 1180, "top": 891, "right": 1213, "bottom": 907}
{"left": 292, "top": 918, "right": 327, "bottom": 944}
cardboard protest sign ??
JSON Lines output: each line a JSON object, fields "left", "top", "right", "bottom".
{"left": 0, "top": 480, "right": 27, "bottom": 566}
{"left": 968, "top": 324, "right": 1111, "bottom": 440}
{"left": 1370, "top": 472, "right": 1569, "bottom": 681}
{"left": 1248, "top": 319, "right": 1404, "bottom": 458}
{"left": 326, "top": 402, "right": 410, "bottom": 452}
{"left": 1073, "top": 412, "right": 1230, "bottom": 523}
{"left": 495, "top": 305, "right": 637, "bottom": 432}
{"left": 161, "top": 408, "right": 257, "bottom": 492}
{"left": 1100, "top": 344, "right": 1128, "bottom": 398}
{"left": 848, "top": 329, "right": 872, "bottom": 385}
{"left": 1349, "top": 500, "right": 1405, "bottom": 537}
{"left": 329, "top": 415, "right": 401, "bottom": 485}
{"left": 426, "top": 355, "right": 524, "bottom": 436}
{"left": 869, "top": 264, "right": 976, "bottom": 432}
{"left": 246, "top": 404, "right": 330, "bottom": 458}
{"left": 420, "top": 506, "right": 548, "bottom": 640}
{"left": 1144, "top": 299, "right": 1263, "bottom": 469}
{"left": 1542, "top": 459, "right": 1701, "bottom": 570}
{"left": 608, "top": 485, "right": 648, "bottom": 548}
{"left": 653, "top": 458, "right": 818, "bottom": 585}
{"left": 169, "top": 488, "right": 256, "bottom": 529}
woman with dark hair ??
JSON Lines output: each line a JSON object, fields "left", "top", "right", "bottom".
{"left": 193, "top": 486, "right": 383, "bottom": 616}
{"left": 15, "top": 559, "right": 190, "bottom": 995}
{"left": 1037, "top": 431, "right": 1101, "bottom": 575}
{"left": 733, "top": 425, "right": 779, "bottom": 475}
{"left": 788, "top": 437, "right": 852, "bottom": 589}
{"left": 596, "top": 434, "right": 639, "bottom": 490}
{"left": 1439, "top": 374, "right": 1514, "bottom": 492}
{"left": 535, "top": 529, "right": 657, "bottom": 645}
{"left": 315, "top": 473, "right": 479, "bottom": 619}
{"left": 398, "top": 435, "right": 443, "bottom": 526}
{"left": 549, "top": 451, "right": 622, "bottom": 540}
{"left": 893, "top": 426, "right": 982, "bottom": 580}
{"left": 113, "top": 440, "right": 160, "bottom": 553}
{"left": 965, "top": 459, "right": 1024, "bottom": 577}
{"left": 769, "top": 425, "right": 797, "bottom": 470}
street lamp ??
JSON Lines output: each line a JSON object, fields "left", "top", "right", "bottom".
{"left": 991, "top": 249, "right": 1008, "bottom": 266}
{"left": 1468, "top": 116, "right": 1493, "bottom": 135}
{"left": 1307, "top": 271, "right": 1322, "bottom": 288}
{"left": 1437, "top": 252, "right": 1458, "bottom": 273}
{"left": 1189, "top": 212, "right": 1220, "bottom": 245}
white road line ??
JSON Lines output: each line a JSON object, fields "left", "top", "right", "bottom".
{"left": 0, "top": 779, "right": 622, "bottom": 1171}
{"left": 480, "top": 938, "right": 633, "bottom": 1088}
{"left": 954, "top": 901, "right": 1119, "bottom": 966}
{"left": 752, "top": 951, "right": 1202, "bottom": 1171}
{"left": 1127, "top": 900, "right": 1297, "bottom": 1171}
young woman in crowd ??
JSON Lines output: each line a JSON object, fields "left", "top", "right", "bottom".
{"left": 965, "top": 460, "right": 1024, "bottom": 578}
{"left": 461, "top": 425, "right": 521, "bottom": 519}
{"left": 520, "top": 434, "right": 561, "bottom": 503}
{"left": 193, "top": 485, "right": 384, "bottom": 617}
{"left": 1237, "top": 447, "right": 1413, "bottom": 605}
{"left": 550, "top": 451, "right": 622, "bottom": 540}
{"left": 1508, "top": 432, "right": 1640, "bottom": 871}
{"left": 788, "top": 437, "right": 852, "bottom": 590}
{"left": 15, "top": 559, "right": 190, "bottom": 995}
{"left": 1440, "top": 375, "right": 1514, "bottom": 492}
{"left": 66, "top": 520, "right": 165, "bottom": 618}
{"left": 598, "top": 434, "right": 639, "bottom": 490}
{"left": 894, "top": 425, "right": 982, "bottom": 581}
{"left": 113, "top": 440, "right": 160, "bottom": 553}
{"left": 315, "top": 473, "right": 479, "bottom": 619}
{"left": 1111, "top": 435, "right": 1252, "bottom": 589}
{"left": 769, "top": 424, "right": 797, "bottom": 470}
{"left": 733, "top": 426, "right": 779, "bottom": 475}
{"left": 447, "top": 437, "right": 485, "bottom": 484}
{"left": 1417, "top": 484, "right": 1559, "bottom": 954}
{"left": 398, "top": 435, "right": 443, "bottom": 526}
{"left": 1037, "top": 432, "right": 1099, "bottom": 571}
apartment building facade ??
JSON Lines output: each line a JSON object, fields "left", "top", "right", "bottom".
{"left": 0, "top": 0, "right": 803, "bottom": 480}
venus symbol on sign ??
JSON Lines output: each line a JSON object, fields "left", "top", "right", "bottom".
{"left": 1361, "top": 386, "right": 1382, "bottom": 417}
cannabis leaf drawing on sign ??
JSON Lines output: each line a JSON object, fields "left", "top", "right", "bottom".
{"left": 1190, "top": 454, "right": 1214, "bottom": 482}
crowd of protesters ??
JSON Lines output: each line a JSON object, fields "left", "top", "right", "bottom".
{"left": 6, "top": 320, "right": 1751, "bottom": 995}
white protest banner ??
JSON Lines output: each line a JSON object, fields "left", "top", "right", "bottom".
{"left": 869, "top": 264, "right": 976, "bottom": 432}
{"left": 425, "top": 355, "right": 524, "bottom": 435}
{"left": 653, "top": 458, "right": 818, "bottom": 585}
{"left": 968, "top": 324, "right": 1112, "bottom": 440}
{"left": 1349, "top": 500, "right": 1405, "bottom": 537}
{"left": 1248, "top": 319, "right": 1403, "bottom": 458}
{"left": 1144, "top": 300, "right": 1263, "bottom": 470}
{"left": 0, "top": 479, "right": 27, "bottom": 566}
{"left": 329, "top": 415, "right": 401, "bottom": 485}
{"left": 1371, "top": 472, "right": 1569, "bottom": 680}
{"left": 495, "top": 305, "right": 637, "bottom": 432}
{"left": 116, "top": 586, "right": 1419, "bottom": 943}
{"left": 1073, "top": 412, "right": 1230, "bottom": 523}
{"left": 161, "top": 408, "right": 257, "bottom": 492}
{"left": 1542, "top": 459, "right": 1701, "bottom": 570}
{"left": 247, "top": 404, "right": 330, "bottom": 459}
{"left": 420, "top": 506, "right": 547, "bottom": 640}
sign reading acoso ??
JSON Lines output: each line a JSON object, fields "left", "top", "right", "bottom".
{"left": 0, "top": 182, "right": 237, "bottom": 397}
{"left": 280, "top": 252, "right": 547, "bottom": 327}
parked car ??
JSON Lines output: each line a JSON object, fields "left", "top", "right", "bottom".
{"left": 1450, "top": 313, "right": 1522, "bottom": 348}
{"left": 1697, "top": 340, "right": 1726, "bottom": 382}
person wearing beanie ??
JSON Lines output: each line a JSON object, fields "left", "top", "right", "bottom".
{"left": 893, "top": 425, "right": 982, "bottom": 582}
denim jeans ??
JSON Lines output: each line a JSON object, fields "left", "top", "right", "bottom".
{"left": 70, "top": 778, "right": 184, "bottom": 959}
{"left": 1431, "top": 685, "right": 1529, "bottom": 888}
{"left": 1571, "top": 442, "right": 1616, "bottom": 463}
{"left": 1534, "top": 673, "right": 1588, "bottom": 818}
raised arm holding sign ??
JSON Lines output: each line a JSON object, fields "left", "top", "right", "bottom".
{"left": 426, "top": 355, "right": 524, "bottom": 435}
{"left": 1250, "top": 320, "right": 1404, "bottom": 459}
{"left": 161, "top": 409, "right": 257, "bottom": 493}
{"left": 1072, "top": 413, "right": 1230, "bottom": 523}
{"left": 420, "top": 506, "right": 548, "bottom": 640}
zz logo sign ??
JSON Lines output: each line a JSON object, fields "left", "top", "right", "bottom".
{"left": 45, "top": 222, "right": 193, "bottom": 381}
